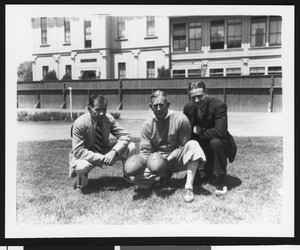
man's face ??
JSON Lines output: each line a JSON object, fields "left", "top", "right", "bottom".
{"left": 190, "top": 88, "right": 207, "bottom": 109}
{"left": 88, "top": 100, "right": 107, "bottom": 123}
{"left": 150, "top": 95, "right": 169, "bottom": 120}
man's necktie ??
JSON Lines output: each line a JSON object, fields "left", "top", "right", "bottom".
{"left": 95, "top": 124, "right": 104, "bottom": 153}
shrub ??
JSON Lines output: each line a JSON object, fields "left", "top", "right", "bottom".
{"left": 110, "top": 112, "right": 121, "bottom": 119}
{"left": 17, "top": 61, "right": 33, "bottom": 82}
{"left": 17, "top": 111, "right": 121, "bottom": 121}
{"left": 81, "top": 71, "right": 96, "bottom": 80}
{"left": 44, "top": 70, "right": 58, "bottom": 81}
{"left": 17, "top": 111, "right": 29, "bottom": 121}
{"left": 157, "top": 66, "right": 171, "bottom": 78}
{"left": 61, "top": 74, "right": 72, "bottom": 80}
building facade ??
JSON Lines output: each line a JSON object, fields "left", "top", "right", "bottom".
{"left": 169, "top": 15, "right": 282, "bottom": 77}
{"left": 31, "top": 15, "right": 282, "bottom": 81}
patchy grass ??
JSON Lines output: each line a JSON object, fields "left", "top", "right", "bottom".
{"left": 16, "top": 137, "right": 283, "bottom": 225}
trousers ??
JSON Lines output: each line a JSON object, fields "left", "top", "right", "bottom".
{"left": 130, "top": 140, "right": 206, "bottom": 189}
{"left": 197, "top": 138, "right": 230, "bottom": 176}
{"left": 70, "top": 142, "right": 137, "bottom": 187}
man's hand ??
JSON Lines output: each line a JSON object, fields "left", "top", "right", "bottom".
{"left": 103, "top": 150, "right": 118, "bottom": 166}
{"left": 193, "top": 125, "right": 202, "bottom": 135}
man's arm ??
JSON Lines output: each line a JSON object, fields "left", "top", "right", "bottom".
{"left": 201, "top": 102, "right": 228, "bottom": 139}
{"left": 101, "top": 114, "right": 131, "bottom": 165}
{"left": 72, "top": 122, "right": 103, "bottom": 165}
{"left": 139, "top": 121, "right": 154, "bottom": 158}
{"left": 168, "top": 114, "right": 191, "bottom": 161}
{"left": 109, "top": 115, "right": 131, "bottom": 155}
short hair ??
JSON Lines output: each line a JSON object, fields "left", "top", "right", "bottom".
{"left": 87, "top": 94, "right": 108, "bottom": 108}
{"left": 188, "top": 80, "right": 208, "bottom": 94}
{"left": 150, "top": 90, "right": 169, "bottom": 103}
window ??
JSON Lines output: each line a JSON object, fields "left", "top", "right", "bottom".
{"left": 226, "top": 68, "right": 241, "bottom": 76}
{"left": 146, "top": 16, "right": 155, "bottom": 36}
{"left": 189, "top": 22, "right": 202, "bottom": 51}
{"left": 227, "top": 18, "right": 242, "bottom": 48}
{"left": 268, "top": 66, "right": 282, "bottom": 75}
{"left": 117, "top": 17, "right": 126, "bottom": 39}
{"left": 147, "top": 61, "right": 155, "bottom": 78}
{"left": 118, "top": 63, "right": 126, "bottom": 79}
{"left": 84, "top": 19, "right": 92, "bottom": 48}
{"left": 251, "top": 17, "right": 266, "bottom": 47}
{"left": 42, "top": 66, "right": 49, "bottom": 80}
{"left": 173, "top": 70, "right": 185, "bottom": 78}
{"left": 209, "top": 68, "right": 224, "bottom": 76}
{"left": 66, "top": 65, "right": 71, "bottom": 76}
{"left": 210, "top": 20, "right": 225, "bottom": 49}
{"left": 64, "top": 18, "right": 71, "bottom": 43}
{"left": 41, "top": 17, "right": 47, "bottom": 44}
{"left": 250, "top": 67, "right": 265, "bottom": 75}
{"left": 188, "top": 69, "right": 202, "bottom": 77}
{"left": 80, "top": 58, "right": 97, "bottom": 63}
{"left": 269, "top": 16, "right": 282, "bottom": 46}
{"left": 173, "top": 23, "right": 186, "bottom": 52}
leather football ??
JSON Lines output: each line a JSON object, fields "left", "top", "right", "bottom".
{"left": 147, "top": 152, "right": 166, "bottom": 174}
{"left": 123, "top": 155, "right": 147, "bottom": 176}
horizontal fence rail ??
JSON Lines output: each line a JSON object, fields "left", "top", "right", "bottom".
{"left": 17, "top": 75, "right": 282, "bottom": 112}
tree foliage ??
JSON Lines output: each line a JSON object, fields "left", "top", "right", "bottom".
{"left": 61, "top": 74, "right": 72, "bottom": 80}
{"left": 44, "top": 70, "right": 58, "bottom": 80}
{"left": 81, "top": 71, "right": 97, "bottom": 79}
{"left": 17, "top": 61, "right": 33, "bottom": 82}
{"left": 157, "top": 66, "right": 171, "bottom": 78}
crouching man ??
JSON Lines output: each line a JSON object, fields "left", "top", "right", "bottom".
{"left": 129, "top": 90, "right": 206, "bottom": 202}
{"left": 69, "top": 94, "right": 137, "bottom": 191}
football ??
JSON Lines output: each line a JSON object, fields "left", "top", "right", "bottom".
{"left": 123, "top": 155, "right": 147, "bottom": 176}
{"left": 147, "top": 152, "right": 166, "bottom": 174}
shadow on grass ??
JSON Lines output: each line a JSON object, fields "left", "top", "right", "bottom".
{"left": 195, "top": 174, "right": 242, "bottom": 194}
{"left": 80, "top": 176, "right": 133, "bottom": 194}
{"left": 226, "top": 174, "right": 243, "bottom": 191}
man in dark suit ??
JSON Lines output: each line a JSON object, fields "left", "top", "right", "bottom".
{"left": 183, "top": 80, "right": 236, "bottom": 196}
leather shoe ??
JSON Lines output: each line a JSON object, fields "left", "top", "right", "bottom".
{"left": 122, "top": 174, "right": 134, "bottom": 184}
{"left": 69, "top": 165, "right": 76, "bottom": 178}
{"left": 215, "top": 185, "right": 227, "bottom": 196}
{"left": 184, "top": 188, "right": 194, "bottom": 203}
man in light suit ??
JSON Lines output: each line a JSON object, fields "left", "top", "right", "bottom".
{"left": 69, "top": 94, "right": 137, "bottom": 191}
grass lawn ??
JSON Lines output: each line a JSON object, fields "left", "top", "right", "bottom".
{"left": 17, "top": 137, "right": 283, "bottom": 225}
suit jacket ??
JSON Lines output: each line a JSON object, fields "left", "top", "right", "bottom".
{"left": 183, "top": 97, "right": 237, "bottom": 162}
{"left": 70, "top": 112, "right": 131, "bottom": 165}
{"left": 183, "top": 97, "right": 228, "bottom": 140}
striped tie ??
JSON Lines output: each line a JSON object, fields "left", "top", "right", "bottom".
{"left": 95, "top": 124, "right": 104, "bottom": 153}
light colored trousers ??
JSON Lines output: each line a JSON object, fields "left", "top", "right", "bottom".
{"left": 70, "top": 142, "right": 137, "bottom": 187}
{"left": 130, "top": 140, "right": 206, "bottom": 189}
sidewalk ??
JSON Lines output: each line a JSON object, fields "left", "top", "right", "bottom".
{"left": 16, "top": 110, "right": 284, "bottom": 142}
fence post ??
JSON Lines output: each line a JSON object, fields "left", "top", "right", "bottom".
{"left": 268, "top": 75, "right": 274, "bottom": 113}
{"left": 35, "top": 89, "right": 40, "bottom": 108}
{"left": 117, "top": 79, "right": 123, "bottom": 110}
{"left": 61, "top": 83, "right": 67, "bottom": 109}
{"left": 69, "top": 87, "right": 73, "bottom": 120}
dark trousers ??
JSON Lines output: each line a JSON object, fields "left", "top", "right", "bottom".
{"left": 197, "top": 138, "right": 230, "bottom": 176}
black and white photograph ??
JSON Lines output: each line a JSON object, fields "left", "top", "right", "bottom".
{"left": 5, "top": 4, "right": 295, "bottom": 239}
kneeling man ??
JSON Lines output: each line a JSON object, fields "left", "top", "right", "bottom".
{"left": 130, "top": 90, "right": 206, "bottom": 202}
{"left": 69, "top": 94, "right": 136, "bottom": 191}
